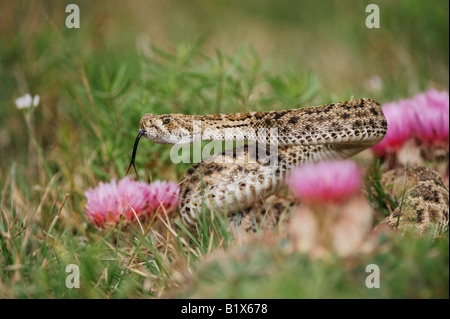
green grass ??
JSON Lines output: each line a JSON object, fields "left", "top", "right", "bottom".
{"left": 178, "top": 232, "right": 449, "bottom": 299}
{"left": 365, "top": 158, "right": 398, "bottom": 220}
{"left": 0, "top": 0, "right": 448, "bottom": 298}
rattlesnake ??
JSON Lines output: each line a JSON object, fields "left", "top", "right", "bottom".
{"left": 138, "top": 98, "right": 387, "bottom": 228}
{"left": 376, "top": 166, "right": 449, "bottom": 236}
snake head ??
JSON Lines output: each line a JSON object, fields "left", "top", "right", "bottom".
{"left": 139, "top": 113, "right": 195, "bottom": 144}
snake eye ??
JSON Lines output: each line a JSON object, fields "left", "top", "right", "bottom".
{"left": 162, "top": 117, "right": 171, "bottom": 125}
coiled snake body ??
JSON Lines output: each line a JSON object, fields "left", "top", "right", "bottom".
{"left": 139, "top": 98, "right": 387, "bottom": 228}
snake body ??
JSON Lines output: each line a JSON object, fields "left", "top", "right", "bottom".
{"left": 139, "top": 98, "right": 387, "bottom": 227}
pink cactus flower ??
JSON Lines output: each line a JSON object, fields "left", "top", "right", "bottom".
{"left": 84, "top": 177, "right": 149, "bottom": 227}
{"left": 147, "top": 180, "right": 180, "bottom": 215}
{"left": 423, "top": 89, "right": 450, "bottom": 112}
{"left": 286, "top": 160, "right": 362, "bottom": 205}
{"left": 372, "top": 89, "right": 449, "bottom": 155}
{"left": 371, "top": 100, "right": 413, "bottom": 156}
{"left": 409, "top": 89, "right": 449, "bottom": 146}
{"left": 84, "top": 177, "right": 179, "bottom": 227}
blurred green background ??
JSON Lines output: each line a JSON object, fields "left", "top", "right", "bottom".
{"left": 0, "top": 0, "right": 448, "bottom": 299}
{"left": 0, "top": 0, "right": 448, "bottom": 172}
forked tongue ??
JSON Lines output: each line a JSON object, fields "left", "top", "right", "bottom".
{"left": 126, "top": 129, "right": 146, "bottom": 181}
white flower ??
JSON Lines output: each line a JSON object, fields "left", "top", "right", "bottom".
{"left": 32, "top": 95, "right": 40, "bottom": 107}
{"left": 15, "top": 94, "right": 40, "bottom": 109}
{"left": 364, "top": 75, "right": 383, "bottom": 92}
